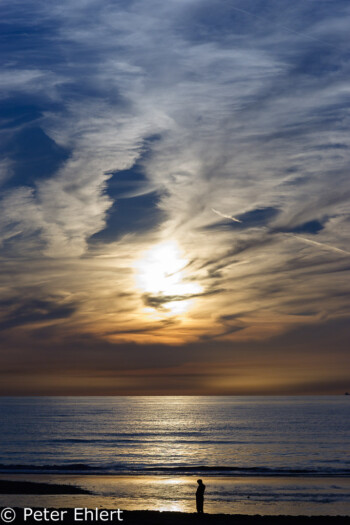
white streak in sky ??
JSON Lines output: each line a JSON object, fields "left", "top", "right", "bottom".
{"left": 1, "top": 0, "right": 350, "bottom": 347}
{"left": 290, "top": 235, "right": 350, "bottom": 256}
{"left": 212, "top": 208, "right": 242, "bottom": 223}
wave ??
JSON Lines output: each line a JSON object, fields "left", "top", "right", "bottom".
{"left": 0, "top": 463, "right": 101, "bottom": 472}
{"left": 47, "top": 438, "right": 248, "bottom": 445}
{"left": 1, "top": 463, "right": 350, "bottom": 477}
{"left": 143, "top": 466, "right": 350, "bottom": 476}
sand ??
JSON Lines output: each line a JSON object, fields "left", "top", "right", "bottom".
{"left": 0, "top": 480, "right": 90, "bottom": 495}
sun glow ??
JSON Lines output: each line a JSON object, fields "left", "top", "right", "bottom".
{"left": 135, "top": 241, "right": 202, "bottom": 315}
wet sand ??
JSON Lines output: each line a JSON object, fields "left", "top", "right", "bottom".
{"left": 1, "top": 473, "right": 350, "bottom": 516}
{"left": 0, "top": 480, "right": 90, "bottom": 495}
{"left": 1, "top": 479, "right": 350, "bottom": 523}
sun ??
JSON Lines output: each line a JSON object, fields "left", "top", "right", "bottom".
{"left": 135, "top": 240, "right": 202, "bottom": 315}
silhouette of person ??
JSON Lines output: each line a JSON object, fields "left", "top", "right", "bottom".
{"left": 196, "top": 479, "right": 205, "bottom": 513}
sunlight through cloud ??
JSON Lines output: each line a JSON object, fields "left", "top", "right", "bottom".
{"left": 135, "top": 241, "right": 202, "bottom": 315}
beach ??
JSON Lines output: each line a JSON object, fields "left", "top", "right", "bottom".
{"left": 1, "top": 397, "right": 350, "bottom": 517}
{"left": 1, "top": 479, "right": 350, "bottom": 524}
{"left": 1, "top": 473, "right": 350, "bottom": 517}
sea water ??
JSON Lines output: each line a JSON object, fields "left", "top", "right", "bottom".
{"left": 0, "top": 396, "right": 349, "bottom": 515}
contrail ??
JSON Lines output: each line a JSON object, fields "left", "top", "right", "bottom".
{"left": 212, "top": 207, "right": 350, "bottom": 256}
{"left": 227, "top": 4, "right": 340, "bottom": 51}
{"left": 212, "top": 208, "right": 242, "bottom": 223}
{"left": 290, "top": 234, "right": 350, "bottom": 256}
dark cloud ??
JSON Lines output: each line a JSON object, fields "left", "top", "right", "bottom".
{"left": 0, "top": 297, "right": 76, "bottom": 331}
{"left": 142, "top": 288, "right": 222, "bottom": 309}
{"left": 312, "top": 143, "right": 349, "bottom": 151}
{"left": 238, "top": 207, "right": 280, "bottom": 226}
{"left": 199, "top": 235, "right": 274, "bottom": 274}
{"left": 0, "top": 315, "right": 349, "bottom": 394}
{"left": 90, "top": 140, "right": 165, "bottom": 242}
{"left": 276, "top": 219, "right": 326, "bottom": 235}
{"left": 1, "top": 126, "right": 70, "bottom": 189}
{"left": 291, "top": 47, "right": 342, "bottom": 78}
{"left": 91, "top": 190, "right": 164, "bottom": 242}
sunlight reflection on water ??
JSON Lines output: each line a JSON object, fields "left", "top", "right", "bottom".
{"left": 1, "top": 397, "right": 350, "bottom": 515}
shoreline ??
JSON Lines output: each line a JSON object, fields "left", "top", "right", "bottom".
{"left": 0, "top": 475, "right": 350, "bottom": 525}
{"left": 1, "top": 481, "right": 350, "bottom": 523}
{"left": 1, "top": 476, "right": 350, "bottom": 517}
{"left": 0, "top": 480, "right": 90, "bottom": 495}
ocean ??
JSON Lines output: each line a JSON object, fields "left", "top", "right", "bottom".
{"left": 0, "top": 396, "right": 349, "bottom": 515}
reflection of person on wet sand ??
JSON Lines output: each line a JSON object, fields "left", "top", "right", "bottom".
{"left": 196, "top": 479, "right": 205, "bottom": 513}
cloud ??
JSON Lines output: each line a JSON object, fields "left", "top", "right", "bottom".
{"left": 288, "top": 234, "right": 350, "bottom": 256}
{"left": 0, "top": 0, "right": 350, "bottom": 391}
{"left": 276, "top": 219, "right": 325, "bottom": 235}
{"left": 0, "top": 297, "right": 76, "bottom": 331}
{"left": 0, "top": 315, "right": 349, "bottom": 395}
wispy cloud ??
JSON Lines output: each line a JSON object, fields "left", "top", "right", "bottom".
{"left": 0, "top": 0, "right": 350, "bottom": 391}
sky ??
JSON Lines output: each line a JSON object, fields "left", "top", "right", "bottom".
{"left": 1, "top": 0, "right": 350, "bottom": 395}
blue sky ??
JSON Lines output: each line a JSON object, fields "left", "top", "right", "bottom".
{"left": 0, "top": 0, "right": 350, "bottom": 394}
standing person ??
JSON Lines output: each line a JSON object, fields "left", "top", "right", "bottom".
{"left": 196, "top": 479, "right": 205, "bottom": 514}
